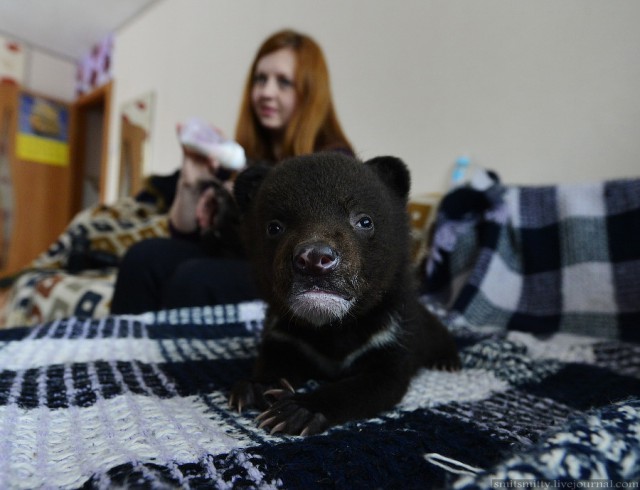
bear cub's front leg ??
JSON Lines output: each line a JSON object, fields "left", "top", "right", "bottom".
{"left": 229, "top": 338, "right": 334, "bottom": 436}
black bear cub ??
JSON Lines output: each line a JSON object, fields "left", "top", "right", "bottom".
{"left": 229, "top": 152, "right": 459, "bottom": 436}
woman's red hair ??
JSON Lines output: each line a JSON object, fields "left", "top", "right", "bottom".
{"left": 235, "top": 29, "right": 353, "bottom": 162}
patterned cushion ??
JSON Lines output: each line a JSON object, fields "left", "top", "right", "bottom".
{"left": 34, "top": 197, "right": 168, "bottom": 269}
{"left": 0, "top": 198, "right": 168, "bottom": 328}
{"left": 2, "top": 268, "right": 117, "bottom": 327}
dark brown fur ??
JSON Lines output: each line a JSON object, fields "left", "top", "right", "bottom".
{"left": 229, "top": 153, "right": 459, "bottom": 435}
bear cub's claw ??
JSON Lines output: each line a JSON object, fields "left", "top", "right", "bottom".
{"left": 229, "top": 380, "right": 272, "bottom": 413}
{"left": 256, "top": 397, "right": 329, "bottom": 436}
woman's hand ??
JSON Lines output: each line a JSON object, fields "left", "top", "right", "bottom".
{"left": 180, "top": 148, "right": 219, "bottom": 187}
{"left": 169, "top": 149, "right": 221, "bottom": 234}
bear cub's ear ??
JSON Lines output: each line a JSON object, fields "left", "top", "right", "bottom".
{"left": 233, "top": 164, "right": 271, "bottom": 213}
{"left": 365, "top": 156, "right": 411, "bottom": 201}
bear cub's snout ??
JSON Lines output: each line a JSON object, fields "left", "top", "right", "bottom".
{"left": 229, "top": 152, "right": 460, "bottom": 436}
{"left": 293, "top": 242, "right": 339, "bottom": 276}
{"left": 289, "top": 235, "right": 354, "bottom": 327}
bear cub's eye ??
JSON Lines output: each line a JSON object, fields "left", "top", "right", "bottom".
{"left": 353, "top": 214, "right": 374, "bottom": 231}
{"left": 266, "top": 220, "right": 285, "bottom": 237}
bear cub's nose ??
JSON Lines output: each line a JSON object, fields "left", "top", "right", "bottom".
{"left": 293, "top": 242, "right": 339, "bottom": 276}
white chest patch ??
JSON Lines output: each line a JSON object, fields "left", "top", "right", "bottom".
{"left": 267, "top": 314, "right": 402, "bottom": 377}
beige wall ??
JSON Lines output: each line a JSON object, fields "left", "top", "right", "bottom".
{"left": 25, "top": 49, "right": 76, "bottom": 102}
{"left": 108, "top": 0, "right": 640, "bottom": 200}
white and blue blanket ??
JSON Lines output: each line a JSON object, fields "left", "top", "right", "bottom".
{"left": 424, "top": 176, "right": 640, "bottom": 342}
{"left": 0, "top": 303, "right": 638, "bottom": 489}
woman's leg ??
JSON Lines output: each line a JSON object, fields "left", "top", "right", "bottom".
{"left": 110, "top": 238, "right": 207, "bottom": 314}
{"left": 162, "top": 258, "right": 259, "bottom": 309}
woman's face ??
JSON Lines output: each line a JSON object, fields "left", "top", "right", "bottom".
{"left": 251, "top": 47, "right": 297, "bottom": 133}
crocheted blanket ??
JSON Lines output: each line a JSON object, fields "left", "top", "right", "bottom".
{"left": 0, "top": 303, "right": 638, "bottom": 489}
{"left": 424, "top": 177, "right": 640, "bottom": 343}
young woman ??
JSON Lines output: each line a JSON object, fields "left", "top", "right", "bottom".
{"left": 110, "top": 29, "right": 354, "bottom": 314}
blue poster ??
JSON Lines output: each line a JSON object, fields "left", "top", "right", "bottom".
{"left": 16, "top": 93, "right": 70, "bottom": 166}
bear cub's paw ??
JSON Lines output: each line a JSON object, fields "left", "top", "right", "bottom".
{"left": 256, "top": 392, "right": 329, "bottom": 436}
{"left": 230, "top": 378, "right": 329, "bottom": 436}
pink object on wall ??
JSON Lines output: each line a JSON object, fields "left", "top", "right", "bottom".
{"left": 76, "top": 34, "right": 113, "bottom": 96}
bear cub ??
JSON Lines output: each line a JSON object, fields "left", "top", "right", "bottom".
{"left": 229, "top": 152, "right": 459, "bottom": 436}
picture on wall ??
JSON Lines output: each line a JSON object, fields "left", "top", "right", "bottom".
{"left": 16, "top": 93, "right": 70, "bottom": 166}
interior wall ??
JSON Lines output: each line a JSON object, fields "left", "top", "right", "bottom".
{"left": 24, "top": 49, "right": 76, "bottom": 102}
{"left": 109, "top": 0, "right": 640, "bottom": 200}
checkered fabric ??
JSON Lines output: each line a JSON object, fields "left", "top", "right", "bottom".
{"left": 0, "top": 303, "right": 637, "bottom": 489}
{"left": 423, "top": 176, "right": 640, "bottom": 342}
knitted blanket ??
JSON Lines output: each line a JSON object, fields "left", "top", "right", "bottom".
{"left": 0, "top": 303, "right": 638, "bottom": 489}
{"left": 423, "top": 177, "right": 640, "bottom": 343}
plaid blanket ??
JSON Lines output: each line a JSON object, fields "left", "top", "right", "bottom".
{"left": 423, "top": 176, "right": 640, "bottom": 342}
{"left": 0, "top": 304, "right": 638, "bottom": 489}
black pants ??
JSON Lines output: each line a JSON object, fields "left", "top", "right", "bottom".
{"left": 110, "top": 238, "right": 259, "bottom": 314}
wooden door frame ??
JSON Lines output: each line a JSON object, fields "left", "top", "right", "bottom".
{"left": 69, "top": 81, "right": 112, "bottom": 216}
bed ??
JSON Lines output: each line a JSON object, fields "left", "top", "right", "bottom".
{"left": 0, "top": 173, "right": 638, "bottom": 489}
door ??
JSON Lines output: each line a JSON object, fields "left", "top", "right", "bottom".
{"left": 69, "top": 82, "right": 111, "bottom": 216}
